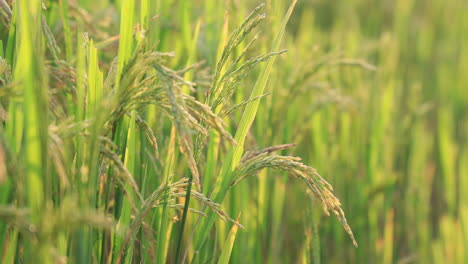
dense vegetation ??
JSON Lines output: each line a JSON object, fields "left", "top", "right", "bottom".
{"left": 0, "top": 0, "right": 466, "bottom": 263}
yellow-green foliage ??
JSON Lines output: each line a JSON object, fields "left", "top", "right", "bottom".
{"left": 0, "top": 0, "right": 466, "bottom": 263}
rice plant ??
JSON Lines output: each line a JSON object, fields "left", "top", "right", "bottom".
{"left": 0, "top": 0, "right": 467, "bottom": 263}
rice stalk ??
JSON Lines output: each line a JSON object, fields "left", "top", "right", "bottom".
{"left": 232, "top": 150, "right": 357, "bottom": 247}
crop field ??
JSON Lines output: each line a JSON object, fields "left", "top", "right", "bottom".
{"left": 0, "top": 0, "right": 467, "bottom": 263}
